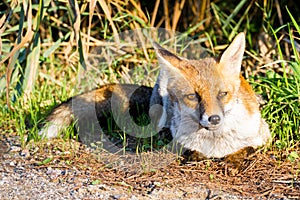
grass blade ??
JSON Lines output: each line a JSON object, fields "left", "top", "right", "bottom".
{"left": 22, "top": 33, "right": 41, "bottom": 100}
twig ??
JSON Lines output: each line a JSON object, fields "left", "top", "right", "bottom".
{"left": 272, "top": 180, "right": 300, "bottom": 184}
{"left": 151, "top": 0, "right": 160, "bottom": 27}
{"left": 163, "top": 0, "right": 170, "bottom": 30}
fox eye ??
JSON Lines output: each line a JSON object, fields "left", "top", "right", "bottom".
{"left": 185, "top": 94, "right": 198, "bottom": 101}
{"left": 218, "top": 91, "right": 228, "bottom": 98}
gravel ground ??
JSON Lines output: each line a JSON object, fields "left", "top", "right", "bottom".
{"left": 0, "top": 144, "right": 239, "bottom": 199}
{"left": 0, "top": 133, "right": 298, "bottom": 199}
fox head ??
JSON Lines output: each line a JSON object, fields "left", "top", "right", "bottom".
{"left": 153, "top": 33, "right": 250, "bottom": 133}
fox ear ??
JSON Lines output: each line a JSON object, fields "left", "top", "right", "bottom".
{"left": 219, "top": 33, "right": 245, "bottom": 78}
{"left": 153, "top": 42, "right": 182, "bottom": 70}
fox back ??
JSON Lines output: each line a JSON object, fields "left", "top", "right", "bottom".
{"left": 150, "top": 33, "right": 270, "bottom": 158}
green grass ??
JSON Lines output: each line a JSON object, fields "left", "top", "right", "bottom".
{"left": 0, "top": 0, "right": 299, "bottom": 159}
{"left": 252, "top": 21, "right": 300, "bottom": 151}
{"left": 254, "top": 69, "right": 299, "bottom": 149}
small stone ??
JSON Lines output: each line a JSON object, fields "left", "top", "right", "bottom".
{"left": 153, "top": 182, "right": 161, "bottom": 187}
{"left": 77, "top": 188, "right": 87, "bottom": 196}
{"left": 20, "top": 149, "right": 30, "bottom": 157}
{"left": 10, "top": 146, "right": 22, "bottom": 152}
{"left": 111, "top": 194, "right": 122, "bottom": 199}
{"left": 9, "top": 161, "right": 15, "bottom": 166}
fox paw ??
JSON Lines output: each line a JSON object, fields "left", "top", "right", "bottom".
{"left": 182, "top": 150, "right": 207, "bottom": 162}
{"left": 224, "top": 146, "right": 256, "bottom": 174}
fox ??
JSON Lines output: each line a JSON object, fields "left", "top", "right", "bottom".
{"left": 150, "top": 32, "right": 270, "bottom": 158}
{"left": 39, "top": 32, "right": 270, "bottom": 159}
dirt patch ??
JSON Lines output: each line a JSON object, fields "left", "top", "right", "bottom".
{"left": 0, "top": 132, "right": 299, "bottom": 199}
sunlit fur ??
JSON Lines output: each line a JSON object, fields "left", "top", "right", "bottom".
{"left": 40, "top": 33, "right": 271, "bottom": 159}
{"left": 150, "top": 33, "right": 270, "bottom": 158}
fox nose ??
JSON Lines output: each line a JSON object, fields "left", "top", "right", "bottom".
{"left": 208, "top": 115, "right": 221, "bottom": 125}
